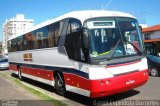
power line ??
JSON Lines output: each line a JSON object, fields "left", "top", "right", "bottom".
{"left": 103, "top": 0, "right": 113, "bottom": 10}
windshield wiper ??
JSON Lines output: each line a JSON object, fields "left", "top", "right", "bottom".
{"left": 106, "top": 39, "right": 121, "bottom": 61}
{"left": 93, "top": 38, "right": 121, "bottom": 61}
{"left": 99, "top": 39, "right": 121, "bottom": 65}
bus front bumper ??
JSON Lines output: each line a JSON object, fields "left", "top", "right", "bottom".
{"left": 90, "top": 69, "right": 148, "bottom": 98}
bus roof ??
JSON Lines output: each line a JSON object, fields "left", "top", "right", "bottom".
{"left": 58, "top": 10, "right": 135, "bottom": 22}
{"left": 8, "top": 10, "right": 135, "bottom": 40}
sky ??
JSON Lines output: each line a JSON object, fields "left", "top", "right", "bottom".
{"left": 0, "top": 0, "right": 160, "bottom": 41}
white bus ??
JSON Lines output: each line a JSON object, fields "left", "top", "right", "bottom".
{"left": 8, "top": 10, "right": 148, "bottom": 98}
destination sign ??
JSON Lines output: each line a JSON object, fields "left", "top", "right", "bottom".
{"left": 93, "top": 22, "right": 113, "bottom": 26}
{"left": 87, "top": 21, "right": 115, "bottom": 29}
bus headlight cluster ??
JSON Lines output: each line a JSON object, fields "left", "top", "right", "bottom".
{"left": 144, "top": 71, "right": 148, "bottom": 76}
{"left": 100, "top": 80, "right": 111, "bottom": 86}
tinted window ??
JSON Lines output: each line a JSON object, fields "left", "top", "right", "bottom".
{"left": 8, "top": 20, "right": 65, "bottom": 52}
{"left": 0, "top": 58, "right": 8, "bottom": 62}
{"left": 64, "top": 18, "right": 83, "bottom": 61}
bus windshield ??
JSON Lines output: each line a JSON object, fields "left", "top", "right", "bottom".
{"left": 84, "top": 17, "right": 144, "bottom": 60}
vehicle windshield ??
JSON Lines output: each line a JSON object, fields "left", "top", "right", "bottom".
{"left": 147, "top": 55, "right": 160, "bottom": 63}
{"left": 83, "top": 17, "right": 144, "bottom": 60}
{"left": 0, "top": 58, "right": 8, "bottom": 62}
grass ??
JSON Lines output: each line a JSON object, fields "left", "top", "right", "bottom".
{"left": 0, "top": 72, "right": 67, "bottom": 106}
{"left": 0, "top": 71, "right": 8, "bottom": 78}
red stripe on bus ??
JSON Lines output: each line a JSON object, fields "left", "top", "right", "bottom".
{"left": 63, "top": 73, "right": 90, "bottom": 91}
{"left": 19, "top": 66, "right": 90, "bottom": 90}
{"left": 9, "top": 64, "right": 90, "bottom": 91}
{"left": 9, "top": 63, "right": 149, "bottom": 98}
{"left": 21, "top": 66, "right": 53, "bottom": 80}
{"left": 90, "top": 69, "right": 148, "bottom": 98}
{"left": 106, "top": 60, "right": 141, "bottom": 68}
{"left": 75, "top": 74, "right": 90, "bottom": 90}
{"left": 9, "top": 64, "right": 18, "bottom": 71}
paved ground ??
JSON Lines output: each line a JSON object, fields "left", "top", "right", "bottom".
{"left": 0, "top": 74, "right": 38, "bottom": 100}
{"left": 126, "top": 76, "right": 160, "bottom": 100}
{"left": 90, "top": 76, "right": 160, "bottom": 106}
{"left": 0, "top": 70, "right": 53, "bottom": 106}
{"left": 1, "top": 70, "right": 160, "bottom": 106}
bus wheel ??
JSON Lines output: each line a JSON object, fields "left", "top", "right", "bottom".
{"left": 18, "top": 67, "right": 22, "bottom": 80}
{"left": 54, "top": 73, "right": 66, "bottom": 96}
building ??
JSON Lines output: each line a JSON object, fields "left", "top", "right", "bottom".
{"left": 2, "top": 14, "right": 34, "bottom": 54}
{"left": 140, "top": 24, "right": 148, "bottom": 28}
{"left": 142, "top": 24, "right": 160, "bottom": 55}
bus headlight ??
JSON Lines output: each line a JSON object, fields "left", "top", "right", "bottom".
{"left": 100, "top": 80, "right": 111, "bottom": 86}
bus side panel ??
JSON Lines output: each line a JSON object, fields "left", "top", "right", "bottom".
{"left": 64, "top": 72, "right": 91, "bottom": 97}
{"left": 21, "top": 66, "right": 54, "bottom": 80}
{"left": 63, "top": 73, "right": 76, "bottom": 87}
{"left": 9, "top": 64, "right": 18, "bottom": 72}
{"left": 8, "top": 48, "right": 74, "bottom": 82}
{"left": 64, "top": 73, "right": 90, "bottom": 91}
{"left": 8, "top": 48, "right": 74, "bottom": 69}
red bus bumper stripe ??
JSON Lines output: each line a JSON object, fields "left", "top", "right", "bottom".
{"left": 90, "top": 69, "right": 148, "bottom": 98}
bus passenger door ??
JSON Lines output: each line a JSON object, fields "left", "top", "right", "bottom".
{"left": 72, "top": 31, "right": 90, "bottom": 92}
{"left": 64, "top": 18, "right": 89, "bottom": 91}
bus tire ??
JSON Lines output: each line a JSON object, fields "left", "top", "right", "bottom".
{"left": 18, "top": 67, "right": 23, "bottom": 80}
{"left": 54, "top": 72, "right": 66, "bottom": 96}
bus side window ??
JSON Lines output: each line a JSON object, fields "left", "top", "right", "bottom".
{"left": 65, "top": 22, "right": 74, "bottom": 59}
{"left": 64, "top": 19, "right": 84, "bottom": 61}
